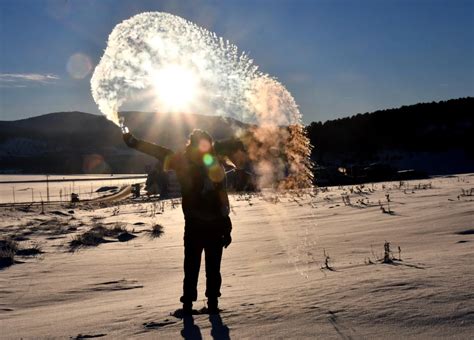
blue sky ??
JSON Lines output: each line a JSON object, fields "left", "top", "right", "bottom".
{"left": 0, "top": 0, "right": 473, "bottom": 124}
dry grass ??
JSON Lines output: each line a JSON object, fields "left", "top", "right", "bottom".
{"left": 68, "top": 223, "right": 136, "bottom": 251}
{"left": 16, "top": 242, "right": 44, "bottom": 257}
{"left": 1, "top": 238, "right": 45, "bottom": 268}
{"left": 148, "top": 224, "right": 164, "bottom": 239}
{"left": 69, "top": 229, "right": 107, "bottom": 251}
{"left": 0, "top": 238, "right": 18, "bottom": 269}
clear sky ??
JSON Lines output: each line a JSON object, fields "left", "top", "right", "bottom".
{"left": 0, "top": 0, "right": 473, "bottom": 124}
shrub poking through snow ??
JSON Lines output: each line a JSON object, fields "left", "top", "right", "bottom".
{"left": 1, "top": 239, "right": 45, "bottom": 269}
{"left": 69, "top": 228, "right": 107, "bottom": 251}
{"left": 413, "top": 182, "right": 432, "bottom": 190}
{"left": 383, "top": 241, "right": 393, "bottom": 263}
{"left": 149, "top": 201, "right": 164, "bottom": 217}
{"left": 148, "top": 224, "right": 164, "bottom": 239}
{"left": 105, "top": 223, "right": 127, "bottom": 237}
{"left": 341, "top": 193, "right": 351, "bottom": 206}
{"left": 321, "top": 248, "right": 334, "bottom": 271}
{"left": 379, "top": 194, "right": 394, "bottom": 215}
{"left": 460, "top": 188, "right": 474, "bottom": 197}
{"left": 0, "top": 238, "right": 18, "bottom": 269}
{"left": 382, "top": 241, "right": 403, "bottom": 263}
{"left": 16, "top": 242, "right": 43, "bottom": 256}
{"left": 367, "top": 242, "right": 403, "bottom": 265}
{"left": 68, "top": 223, "right": 135, "bottom": 251}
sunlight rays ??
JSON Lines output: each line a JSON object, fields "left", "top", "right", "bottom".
{"left": 150, "top": 65, "right": 199, "bottom": 113}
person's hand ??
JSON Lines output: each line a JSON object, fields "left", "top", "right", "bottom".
{"left": 223, "top": 233, "right": 232, "bottom": 248}
{"left": 123, "top": 131, "right": 132, "bottom": 140}
{"left": 122, "top": 131, "right": 136, "bottom": 146}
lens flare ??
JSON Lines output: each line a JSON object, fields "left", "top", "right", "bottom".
{"left": 67, "top": 53, "right": 92, "bottom": 79}
{"left": 208, "top": 164, "right": 225, "bottom": 183}
{"left": 203, "top": 153, "right": 214, "bottom": 167}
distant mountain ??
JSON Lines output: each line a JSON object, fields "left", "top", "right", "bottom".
{"left": 0, "top": 111, "right": 245, "bottom": 173}
{"left": 307, "top": 97, "right": 474, "bottom": 176}
{"left": 1, "top": 97, "right": 473, "bottom": 176}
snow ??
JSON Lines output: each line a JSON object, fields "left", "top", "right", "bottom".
{"left": 0, "top": 174, "right": 473, "bottom": 339}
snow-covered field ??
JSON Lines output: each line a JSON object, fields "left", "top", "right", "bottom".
{"left": 0, "top": 174, "right": 473, "bottom": 339}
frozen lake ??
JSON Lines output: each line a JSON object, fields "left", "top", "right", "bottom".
{"left": 0, "top": 174, "right": 146, "bottom": 204}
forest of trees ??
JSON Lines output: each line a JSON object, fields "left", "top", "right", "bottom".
{"left": 306, "top": 97, "right": 473, "bottom": 166}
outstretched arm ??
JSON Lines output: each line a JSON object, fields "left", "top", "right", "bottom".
{"left": 214, "top": 138, "right": 246, "bottom": 169}
{"left": 123, "top": 132, "right": 174, "bottom": 164}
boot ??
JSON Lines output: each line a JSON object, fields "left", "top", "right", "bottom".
{"left": 207, "top": 298, "right": 219, "bottom": 314}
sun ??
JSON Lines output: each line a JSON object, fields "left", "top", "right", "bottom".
{"left": 150, "top": 65, "right": 199, "bottom": 112}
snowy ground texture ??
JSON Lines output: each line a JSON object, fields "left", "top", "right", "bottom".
{"left": 0, "top": 174, "right": 473, "bottom": 339}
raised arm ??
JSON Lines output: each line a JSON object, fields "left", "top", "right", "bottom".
{"left": 214, "top": 138, "right": 246, "bottom": 169}
{"left": 123, "top": 132, "right": 174, "bottom": 164}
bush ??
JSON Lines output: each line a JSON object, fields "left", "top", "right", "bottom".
{"left": 68, "top": 223, "right": 135, "bottom": 251}
{"left": 148, "top": 224, "right": 164, "bottom": 239}
{"left": 0, "top": 238, "right": 18, "bottom": 269}
{"left": 16, "top": 242, "right": 44, "bottom": 256}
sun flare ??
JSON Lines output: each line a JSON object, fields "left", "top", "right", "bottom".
{"left": 151, "top": 65, "right": 198, "bottom": 112}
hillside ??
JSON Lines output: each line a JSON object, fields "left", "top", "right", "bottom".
{"left": 307, "top": 97, "right": 474, "bottom": 176}
{"left": 1, "top": 97, "right": 473, "bottom": 177}
{"left": 0, "top": 111, "right": 244, "bottom": 173}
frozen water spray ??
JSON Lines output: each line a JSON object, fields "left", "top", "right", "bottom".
{"left": 91, "top": 12, "right": 312, "bottom": 188}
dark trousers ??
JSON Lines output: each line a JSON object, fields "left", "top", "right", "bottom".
{"left": 180, "top": 225, "right": 224, "bottom": 303}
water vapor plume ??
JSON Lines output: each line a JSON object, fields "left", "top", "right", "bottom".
{"left": 91, "top": 12, "right": 312, "bottom": 188}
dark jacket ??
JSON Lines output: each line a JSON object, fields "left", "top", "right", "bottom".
{"left": 123, "top": 133, "right": 232, "bottom": 233}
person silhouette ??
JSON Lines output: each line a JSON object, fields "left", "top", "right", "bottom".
{"left": 123, "top": 128, "right": 233, "bottom": 314}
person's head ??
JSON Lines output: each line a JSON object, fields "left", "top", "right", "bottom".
{"left": 186, "top": 129, "right": 214, "bottom": 155}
